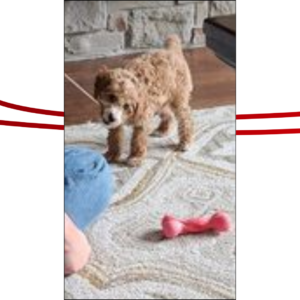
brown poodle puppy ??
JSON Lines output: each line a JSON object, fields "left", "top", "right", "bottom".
{"left": 94, "top": 35, "right": 193, "bottom": 167}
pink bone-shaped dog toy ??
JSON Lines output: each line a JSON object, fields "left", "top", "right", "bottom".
{"left": 162, "top": 211, "right": 231, "bottom": 239}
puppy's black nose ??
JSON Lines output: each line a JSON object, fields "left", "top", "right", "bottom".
{"left": 108, "top": 112, "right": 115, "bottom": 123}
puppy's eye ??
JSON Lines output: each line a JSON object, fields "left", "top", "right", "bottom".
{"left": 123, "top": 103, "right": 130, "bottom": 111}
{"left": 108, "top": 94, "right": 118, "bottom": 102}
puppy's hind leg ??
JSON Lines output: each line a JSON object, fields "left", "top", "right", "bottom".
{"left": 151, "top": 105, "right": 174, "bottom": 137}
{"left": 171, "top": 99, "right": 193, "bottom": 152}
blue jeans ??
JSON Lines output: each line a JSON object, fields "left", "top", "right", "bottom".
{"left": 65, "top": 146, "right": 113, "bottom": 231}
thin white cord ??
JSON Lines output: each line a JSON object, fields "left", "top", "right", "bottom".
{"left": 64, "top": 73, "right": 100, "bottom": 106}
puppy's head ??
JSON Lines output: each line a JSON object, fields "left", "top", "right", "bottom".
{"left": 94, "top": 66, "right": 142, "bottom": 129}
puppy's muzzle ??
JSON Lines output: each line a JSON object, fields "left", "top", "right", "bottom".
{"left": 103, "top": 112, "right": 116, "bottom": 125}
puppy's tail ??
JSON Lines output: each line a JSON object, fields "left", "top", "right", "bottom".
{"left": 165, "top": 35, "right": 183, "bottom": 53}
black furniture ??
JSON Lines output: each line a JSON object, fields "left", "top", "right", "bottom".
{"left": 204, "top": 15, "right": 236, "bottom": 68}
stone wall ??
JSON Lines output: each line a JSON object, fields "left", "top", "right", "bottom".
{"left": 64, "top": 1, "right": 235, "bottom": 61}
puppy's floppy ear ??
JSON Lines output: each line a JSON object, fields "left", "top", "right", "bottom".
{"left": 94, "top": 65, "right": 111, "bottom": 99}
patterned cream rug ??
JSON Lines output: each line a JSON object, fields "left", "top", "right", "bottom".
{"left": 65, "top": 105, "right": 235, "bottom": 299}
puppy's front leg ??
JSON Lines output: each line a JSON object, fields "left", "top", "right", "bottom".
{"left": 128, "top": 125, "right": 147, "bottom": 167}
{"left": 105, "top": 126, "right": 124, "bottom": 163}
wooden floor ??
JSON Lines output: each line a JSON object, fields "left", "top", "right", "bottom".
{"left": 64, "top": 47, "right": 235, "bottom": 126}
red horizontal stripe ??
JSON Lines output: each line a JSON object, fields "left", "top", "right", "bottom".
{"left": 0, "top": 99, "right": 64, "bottom": 117}
{"left": 236, "top": 128, "right": 300, "bottom": 135}
{"left": 236, "top": 111, "right": 300, "bottom": 120}
{"left": 0, "top": 120, "right": 64, "bottom": 130}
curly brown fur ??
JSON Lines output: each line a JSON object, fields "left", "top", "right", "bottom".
{"left": 94, "top": 35, "right": 193, "bottom": 166}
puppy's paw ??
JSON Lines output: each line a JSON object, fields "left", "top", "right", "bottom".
{"left": 104, "top": 151, "right": 121, "bottom": 163}
{"left": 175, "top": 142, "right": 191, "bottom": 152}
{"left": 127, "top": 156, "right": 143, "bottom": 167}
